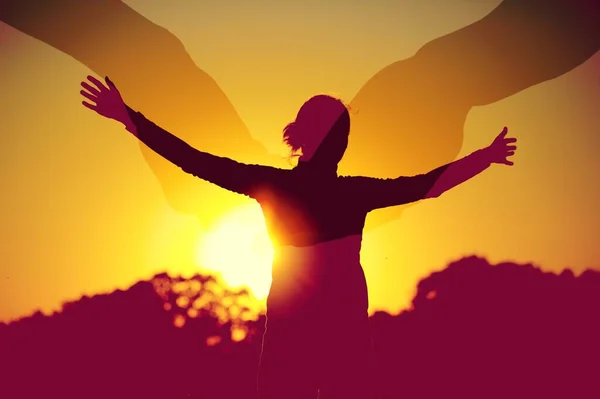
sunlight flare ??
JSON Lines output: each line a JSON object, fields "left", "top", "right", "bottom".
{"left": 196, "top": 203, "right": 273, "bottom": 300}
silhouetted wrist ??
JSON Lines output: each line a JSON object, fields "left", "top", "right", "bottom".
{"left": 121, "top": 105, "right": 139, "bottom": 136}
{"left": 479, "top": 145, "right": 494, "bottom": 164}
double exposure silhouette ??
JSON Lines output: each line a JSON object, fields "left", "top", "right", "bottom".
{"left": 1, "top": 0, "right": 597, "bottom": 230}
{"left": 79, "top": 75, "right": 516, "bottom": 398}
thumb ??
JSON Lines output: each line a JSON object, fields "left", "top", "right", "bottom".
{"left": 497, "top": 126, "right": 508, "bottom": 139}
{"left": 105, "top": 76, "right": 118, "bottom": 91}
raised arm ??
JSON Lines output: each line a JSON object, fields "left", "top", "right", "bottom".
{"left": 411, "top": 0, "right": 600, "bottom": 107}
{"left": 80, "top": 75, "right": 279, "bottom": 198}
{"left": 0, "top": 0, "right": 259, "bottom": 153}
{"left": 1, "top": 0, "right": 278, "bottom": 214}
{"left": 352, "top": 127, "right": 517, "bottom": 211}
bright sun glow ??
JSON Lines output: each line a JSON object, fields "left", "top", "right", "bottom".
{"left": 196, "top": 203, "right": 274, "bottom": 300}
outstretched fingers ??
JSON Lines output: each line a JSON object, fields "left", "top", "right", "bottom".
{"left": 80, "top": 81, "right": 99, "bottom": 112}
{"left": 503, "top": 145, "right": 516, "bottom": 166}
{"left": 80, "top": 89, "right": 97, "bottom": 103}
{"left": 500, "top": 128, "right": 517, "bottom": 152}
{"left": 81, "top": 100, "right": 97, "bottom": 111}
{"left": 81, "top": 81, "right": 101, "bottom": 97}
{"left": 86, "top": 75, "right": 108, "bottom": 92}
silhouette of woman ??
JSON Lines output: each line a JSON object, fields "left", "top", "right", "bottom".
{"left": 80, "top": 75, "right": 517, "bottom": 399}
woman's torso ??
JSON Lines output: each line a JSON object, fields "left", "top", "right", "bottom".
{"left": 254, "top": 166, "right": 371, "bottom": 320}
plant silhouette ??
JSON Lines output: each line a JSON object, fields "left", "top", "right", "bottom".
{"left": 2, "top": 257, "right": 599, "bottom": 399}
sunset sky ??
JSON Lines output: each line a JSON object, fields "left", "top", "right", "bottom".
{"left": 1, "top": 0, "right": 599, "bottom": 323}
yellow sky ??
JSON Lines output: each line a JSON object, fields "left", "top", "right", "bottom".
{"left": 1, "top": 0, "right": 599, "bottom": 322}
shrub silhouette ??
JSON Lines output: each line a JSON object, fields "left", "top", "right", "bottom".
{"left": 2, "top": 256, "right": 599, "bottom": 399}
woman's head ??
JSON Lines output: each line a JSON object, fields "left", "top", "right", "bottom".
{"left": 283, "top": 94, "right": 351, "bottom": 167}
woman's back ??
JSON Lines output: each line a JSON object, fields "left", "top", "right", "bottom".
{"left": 253, "top": 160, "right": 372, "bottom": 320}
{"left": 256, "top": 162, "right": 370, "bottom": 247}
{"left": 255, "top": 164, "right": 374, "bottom": 319}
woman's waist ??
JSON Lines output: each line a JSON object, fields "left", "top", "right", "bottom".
{"left": 272, "top": 234, "right": 363, "bottom": 266}
{"left": 267, "top": 234, "right": 369, "bottom": 317}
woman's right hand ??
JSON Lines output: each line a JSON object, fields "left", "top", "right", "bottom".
{"left": 80, "top": 75, "right": 136, "bottom": 134}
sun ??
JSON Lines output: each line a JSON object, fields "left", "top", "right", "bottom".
{"left": 195, "top": 203, "right": 274, "bottom": 300}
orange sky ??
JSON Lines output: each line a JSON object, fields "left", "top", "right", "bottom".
{"left": 1, "top": 0, "right": 600, "bottom": 323}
